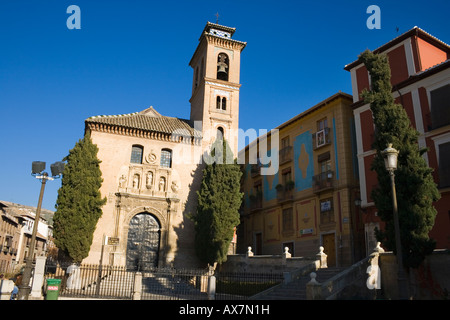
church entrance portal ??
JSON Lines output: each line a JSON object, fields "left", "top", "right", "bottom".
{"left": 126, "top": 213, "right": 161, "bottom": 270}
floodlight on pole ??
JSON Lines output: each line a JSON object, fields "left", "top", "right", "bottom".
{"left": 17, "top": 161, "right": 64, "bottom": 300}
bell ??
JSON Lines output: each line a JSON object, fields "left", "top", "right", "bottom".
{"left": 217, "top": 63, "right": 227, "bottom": 73}
{"left": 217, "top": 54, "right": 228, "bottom": 73}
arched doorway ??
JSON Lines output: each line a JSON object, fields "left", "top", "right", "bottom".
{"left": 126, "top": 213, "right": 161, "bottom": 271}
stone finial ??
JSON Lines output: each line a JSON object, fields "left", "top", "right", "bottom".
{"left": 309, "top": 272, "right": 319, "bottom": 284}
{"left": 317, "top": 246, "right": 328, "bottom": 268}
{"left": 282, "top": 246, "right": 291, "bottom": 264}
{"left": 373, "top": 242, "right": 385, "bottom": 253}
{"left": 247, "top": 246, "right": 254, "bottom": 257}
{"left": 306, "top": 272, "right": 322, "bottom": 300}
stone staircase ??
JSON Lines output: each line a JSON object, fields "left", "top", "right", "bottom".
{"left": 252, "top": 267, "right": 345, "bottom": 300}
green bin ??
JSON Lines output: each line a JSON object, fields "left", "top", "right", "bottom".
{"left": 46, "top": 279, "right": 62, "bottom": 300}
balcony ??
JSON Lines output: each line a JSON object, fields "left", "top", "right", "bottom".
{"left": 313, "top": 170, "right": 334, "bottom": 193}
{"left": 250, "top": 163, "right": 261, "bottom": 177}
{"left": 279, "top": 146, "right": 293, "bottom": 164}
{"left": 249, "top": 193, "right": 263, "bottom": 211}
{"left": 312, "top": 127, "right": 331, "bottom": 150}
{"left": 276, "top": 181, "right": 295, "bottom": 202}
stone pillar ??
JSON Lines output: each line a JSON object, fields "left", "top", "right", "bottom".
{"left": 132, "top": 272, "right": 142, "bottom": 300}
{"left": 207, "top": 275, "right": 216, "bottom": 300}
{"left": 317, "top": 246, "right": 327, "bottom": 268}
{"left": 306, "top": 272, "right": 322, "bottom": 300}
{"left": 246, "top": 246, "right": 254, "bottom": 258}
{"left": 30, "top": 255, "right": 46, "bottom": 299}
{"left": 0, "top": 280, "right": 15, "bottom": 300}
{"left": 282, "top": 247, "right": 291, "bottom": 260}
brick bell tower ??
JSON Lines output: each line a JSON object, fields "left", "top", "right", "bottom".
{"left": 189, "top": 22, "right": 246, "bottom": 157}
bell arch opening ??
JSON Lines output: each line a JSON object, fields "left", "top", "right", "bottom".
{"left": 217, "top": 53, "right": 229, "bottom": 81}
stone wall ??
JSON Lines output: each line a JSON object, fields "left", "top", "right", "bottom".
{"left": 379, "top": 249, "right": 450, "bottom": 300}
{"left": 219, "top": 247, "right": 315, "bottom": 273}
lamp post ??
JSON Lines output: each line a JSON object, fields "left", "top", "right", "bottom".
{"left": 381, "top": 144, "right": 408, "bottom": 299}
{"left": 17, "top": 161, "right": 64, "bottom": 300}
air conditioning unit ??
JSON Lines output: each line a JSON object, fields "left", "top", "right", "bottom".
{"left": 316, "top": 130, "right": 326, "bottom": 148}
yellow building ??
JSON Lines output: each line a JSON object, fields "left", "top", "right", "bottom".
{"left": 238, "top": 92, "right": 364, "bottom": 267}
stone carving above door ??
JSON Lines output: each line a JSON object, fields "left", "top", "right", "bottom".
{"left": 117, "top": 164, "right": 180, "bottom": 199}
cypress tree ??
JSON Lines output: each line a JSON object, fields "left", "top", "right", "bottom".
{"left": 193, "top": 138, "right": 243, "bottom": 266}
{"left": 360, "top": 50, "right": 440, "bottom": 268}
{"left": 53, "top": 133, "right": 107, "bottom": 263}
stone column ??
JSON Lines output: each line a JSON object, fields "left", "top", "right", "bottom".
{"left": 207, "top": 275, "right": 216, "bottom": 300}
{"left": 0, "top": 280, "right": 15, "bottom": 300}
{"left": 30, "top": 255, "right": 46, "bottom": 299}
{"left": 132, "top": 272, "right": 142, "bottom": 300}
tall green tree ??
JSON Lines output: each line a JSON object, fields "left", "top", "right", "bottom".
{"left": 192, "top": 138, "right": 243, "bottom": 266}
{"left": 53, "top": 133, "right": 107, "bottom": 263}
{"left": 360, "top": 50, "right": 440, "bottom": 268}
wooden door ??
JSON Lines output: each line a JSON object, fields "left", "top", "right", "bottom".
{"left": 322, "top": 233, "right": 336, "bottom": 267}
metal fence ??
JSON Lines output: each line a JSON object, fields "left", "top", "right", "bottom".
{"left": 45, "top": 263, "right": 135, "bottom": 299}
{"left": 44, "top": 263, "right": 284, "bottom": 300}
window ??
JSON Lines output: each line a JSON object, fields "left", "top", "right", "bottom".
{"left": 438, "top": 141, "right": 450, "bottom": 188}
{"left": 217, "top": 53, "right": 229, "bottom": 81}
{"left": 281, "top": 136, "right": 290, "bottom": 149}
{"left": 282, "top": 168, "right": 292, "bottom": 186}
{"left": 430, "top": 84, "right": 450, "bottom": 129}
{"left": 315, "top": 118, "right": 330, "bottom": 148}
{"left": 216, "top": 96, "right": 227, "bottom": 110}
{"left": 216, "top": 96, "right": 221, "bottom": 109}
{"left": 217, "top": 127, "right": 224, "bottom": 140}
{"left": 282, "top": 208, "right": 293, "bottom": 232}
{"left": 317, "top": 118, "right": 328, "bottom": 131}
{"left": 195, "top": 67, "right": 199, "bottom": 89}
{"left": 320, "top": 198, "right": 334, "bottom": 224}
{"left": 280, "top": 136, "right": 292, "bottom": 163}
{"left": 320, "top": 159, "right": 331, "bottom": 173}
{"left": 160, "top": 149, "right": 172, "bottom": 168}
{"left": 131, "top": 145, "right": 143, "bottom": 164}
{"left": 318, "top": 152, "right": 331, "bottom": 173}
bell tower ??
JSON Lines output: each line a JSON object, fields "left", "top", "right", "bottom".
{"left": 189, "top": 22, "right": 246, "bottom": 156}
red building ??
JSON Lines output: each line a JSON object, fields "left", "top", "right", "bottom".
{"left": 345, "top": 27, "right": 450, "bottom": 253}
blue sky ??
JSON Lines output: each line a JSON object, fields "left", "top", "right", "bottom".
{"left": 1, "top": 0, "right": 449, "bottom": 211}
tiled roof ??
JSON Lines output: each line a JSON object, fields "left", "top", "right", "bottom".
{"left": 344, "top": 26, "right": 450, "bottom": 70}
{"left": 86, "top": 107, "right": 202, "bottom": 138}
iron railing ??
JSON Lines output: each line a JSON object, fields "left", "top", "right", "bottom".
{"left": 43, "top": 263, "right": 285, "bottom": 300}
{"left": 45, "top": 263, "right": 135, "bottom": 299}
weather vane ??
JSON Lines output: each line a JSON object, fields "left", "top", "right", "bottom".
{"left": 215, "top": 12, "right": 219, "bottom": 24}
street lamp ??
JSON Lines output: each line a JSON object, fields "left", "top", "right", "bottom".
{"left": 381, "top": 144, "right": 408, "bottom": 299}
{"left": 17, "top": 161, "right": 64, "bottom": 300}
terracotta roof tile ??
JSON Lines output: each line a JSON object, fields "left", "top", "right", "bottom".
{"left": 86, "top": 107, "right": 202, "bottom": 138}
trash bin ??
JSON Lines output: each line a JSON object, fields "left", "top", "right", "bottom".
{"left": 45, "top": 279, "right": 62, "bottom": 300}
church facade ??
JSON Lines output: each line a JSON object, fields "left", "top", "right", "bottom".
{"left": 82, "top": 22, "right": 246, "bottom": 269}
